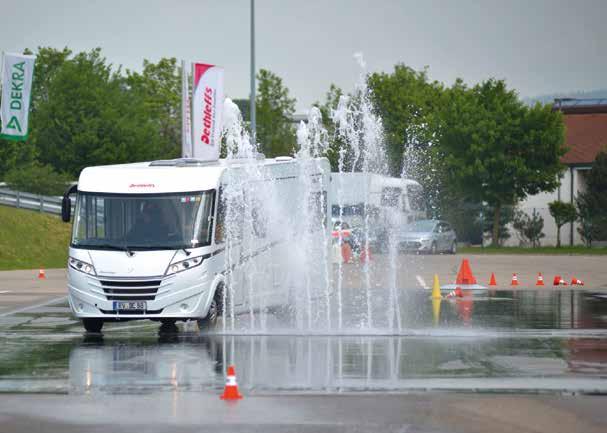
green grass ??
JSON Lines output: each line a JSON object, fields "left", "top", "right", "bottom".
{"left": 460, "top": 245, "right": 607, "bottom": 255}
{"left": 0, "top": 205, "right": 71, "bottom": 270}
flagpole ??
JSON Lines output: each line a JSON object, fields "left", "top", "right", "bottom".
{"left": 181, "top": 59, "right": 189, "bottom": 158}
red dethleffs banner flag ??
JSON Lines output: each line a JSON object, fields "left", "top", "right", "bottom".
{"left": 191, "top": 63, "right": 224, "bottom": 161}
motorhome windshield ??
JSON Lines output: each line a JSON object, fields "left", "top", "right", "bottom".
{"left": 72, "top": 191, "right": 215, "bottom": 250}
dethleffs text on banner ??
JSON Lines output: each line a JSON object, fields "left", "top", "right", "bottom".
{"left": 191, "top": 63, "right": 224, "bottom": 161}
{"left": 0, "top": 52, "right": 36, "bottom": 141}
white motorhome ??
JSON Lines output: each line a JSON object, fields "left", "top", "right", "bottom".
{"left": 62, "top": 157, "right": 331, "bottom": 333}
{"left": 330, "top": 173, "right": 425, "bottom": 227}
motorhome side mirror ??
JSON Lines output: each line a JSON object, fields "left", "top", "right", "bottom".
{"left": 61, "top": 196, "right": 71, "bottom": 222}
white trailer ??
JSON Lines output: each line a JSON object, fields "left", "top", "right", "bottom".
{"left": 62, "top": 157, "right": 331, "bottom": 332}
{"left": 330, "top": 173, "right": 425, "bottom": 228}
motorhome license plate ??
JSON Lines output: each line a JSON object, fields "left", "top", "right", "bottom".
{"left": 113, "top": 301, "right": 146, "bottom": 311}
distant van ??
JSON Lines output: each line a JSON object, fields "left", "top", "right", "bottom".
{"left": 330, "top": 172, "right": 425, "bottom": 227}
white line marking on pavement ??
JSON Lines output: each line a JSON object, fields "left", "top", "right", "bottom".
{"left": 0, "top": 291, "right": 11, "bottom": 294}
{"left": 416, "top": 275, "right": 429, "bottom": 290}
{"left": 0, "top": 296, "right": 67, "bottom": 318}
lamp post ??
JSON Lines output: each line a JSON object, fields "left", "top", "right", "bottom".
{"left": 250, "top": 0, "right": 256, "bottom": 141}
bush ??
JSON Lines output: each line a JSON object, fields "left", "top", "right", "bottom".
{"left": 4, "top": 163, "right": 71, "bottom": 196}
{"left": 513, "top": 208, "right": 545, "bottom": 247}
{"left": 576, "top": 151, "right": 607, "bottom": 242}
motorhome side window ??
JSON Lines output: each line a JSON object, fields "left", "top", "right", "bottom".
{"left": 215, "top": 188, "right": 225, "bottom": 244}
{"left": 215, "top": 187, "right": 246, "bottom": 243}
{"left": 380, "top": 187, "right": 401, "bottom": 207}
{"left": 72, "top": 191, "right": 216, "bottom": 250}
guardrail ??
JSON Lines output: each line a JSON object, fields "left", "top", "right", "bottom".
{"left": 0, "top": 188, "right": 75, "bottom": 216}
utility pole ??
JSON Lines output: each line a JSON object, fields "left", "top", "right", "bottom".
{"left": 250, "top": 0, "right": 256, "bottom": 141}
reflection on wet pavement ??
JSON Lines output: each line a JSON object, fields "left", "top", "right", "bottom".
{"left": 1, "top": 289, "right": 607, "bottom": 395}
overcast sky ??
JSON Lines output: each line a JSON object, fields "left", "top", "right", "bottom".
{"left": 2, "top": 0, "right": 606, "bottom": 111}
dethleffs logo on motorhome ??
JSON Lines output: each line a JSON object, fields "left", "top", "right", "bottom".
{"left": 201, "top": 86, "right": 214, "bottom": 145}
{"left": 128, "top": 183, "right": 156, "bottom": 189}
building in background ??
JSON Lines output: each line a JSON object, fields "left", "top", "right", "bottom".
{"left": 508, "top": 99, "right": 607, "bottom": 246}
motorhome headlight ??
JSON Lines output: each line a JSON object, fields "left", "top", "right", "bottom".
{"left": 68, "top": 257, "right": 96, "bottom": 276}
{"left": 165, "top": 255, "right": 204, "bottom": 276}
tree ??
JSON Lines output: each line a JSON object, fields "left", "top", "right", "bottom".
{"left": 576, "top": 150, "right": 607, "bottom": 242}
{"left": 438, "top": 79, "right": 566, "bottom": 246}
{"left": 126, "top": 58, "right": 182, "bottom": 159}
{"left": 367, "top": 64, "right": 443, "bottom": 176}
{"left": 315, "top": 84, "right": 344, "bottom": 171}
{"left": 29, "top": 48, "right": 170, "bottom": 177}
{"left": 4, "top": 162, "right": 70, "bottom": 195}
{"left": 548, "top": 201, "right": 577, "bottom": 247}
{"left": 513, "top": 208, "right": 545, "bottom": 247}
{"left": 255, "top": 69, "right": 296, "bottom": 157}
{"left": 482, "top": 205, "right": 514, "bottom": 245}
{"left": 576, "top": 200, "right": 595, "bottom": 247}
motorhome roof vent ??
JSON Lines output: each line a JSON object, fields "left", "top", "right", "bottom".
{"left": 150, "top": 158, "right": 217, "bottom": 167}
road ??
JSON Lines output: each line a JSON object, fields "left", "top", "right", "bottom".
{"left": 1, "top": 254, "right": 607, "bottom": 433}
{"left": 1, "top": 253, "right": 605, "bottom": 316}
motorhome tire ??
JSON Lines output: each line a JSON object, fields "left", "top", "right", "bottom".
{"left": 83, "top": 318, "right": 103, "bottom": 333}
{"left": 198, "top": 285, "right": 224, "bottom": 330}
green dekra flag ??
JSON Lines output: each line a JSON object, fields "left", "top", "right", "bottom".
{"left": 0, "top": 52, "right": 36, "bottom": 141}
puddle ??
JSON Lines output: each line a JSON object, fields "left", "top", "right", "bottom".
{"left": 0, "top": 289, "right": 606, "bottom": 395}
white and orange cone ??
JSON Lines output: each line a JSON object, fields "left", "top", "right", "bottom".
{"left": 510, "top": 273, "right": 519, "bottom": 286}
{"left": 571, "top": 277, "right": 584, "bottom": 286}
{"left": 38, "top": 268, "right": 46, "bottom": 280}
{"left": 446, "top": 287, "right": 463, "bottom": 298}
{"left": 220, "top": 365, "right": 243, "bottom": 400}
{"left": 535, "top": 273, "right": 545, "bottom": 286}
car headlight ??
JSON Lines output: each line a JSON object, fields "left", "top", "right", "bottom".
{"left": 420, "top": 238, "right": 432, "bottom": 244}
{"left": 165, "top": 255, "right": 204, "bottom": 276}
{"left": 68, "top": 257, "right": 96, "bottom": 276}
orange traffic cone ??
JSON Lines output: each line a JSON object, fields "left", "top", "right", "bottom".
{"left": 510, "top": 273, "right": 519, "bottom": 286}
{"left": 553, "top": 275, "right": 561, "bottom": 286}
{"left": 571, "top": 277, "right": 584, "bottom": 286}
{"left": 38, "top": 268, "right": 46, "bottom": 279}
{"left": 446, "top": 287, "right": 464, "bottom": 298}
{"left": 535, "top": 273, "right": 545, "bottom": 286}
{"left": 220, "top": 365, "right": 243, "bottom": 400}
{"left": 489, "top": 272, "right": 497, "bottom": 286}
{"left": 455, "top": 259, "right": 477, "bottom": 285}
{"left": 341, "top": 243, "right": 352, "bottom": 264}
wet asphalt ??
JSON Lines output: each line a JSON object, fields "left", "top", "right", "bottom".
{"left": 1, "top": 257, "right": 607, "bottom": 432}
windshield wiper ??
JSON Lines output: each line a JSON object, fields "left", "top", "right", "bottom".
{"left": 77, "top": 243, "right": 134, "bottom": 256}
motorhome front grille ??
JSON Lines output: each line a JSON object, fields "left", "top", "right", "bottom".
{"left": 99, "top": 308, "right": 163, "bottom": 315}
{"left": 100, "top": 279, "right": 162, "bottom": 301}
